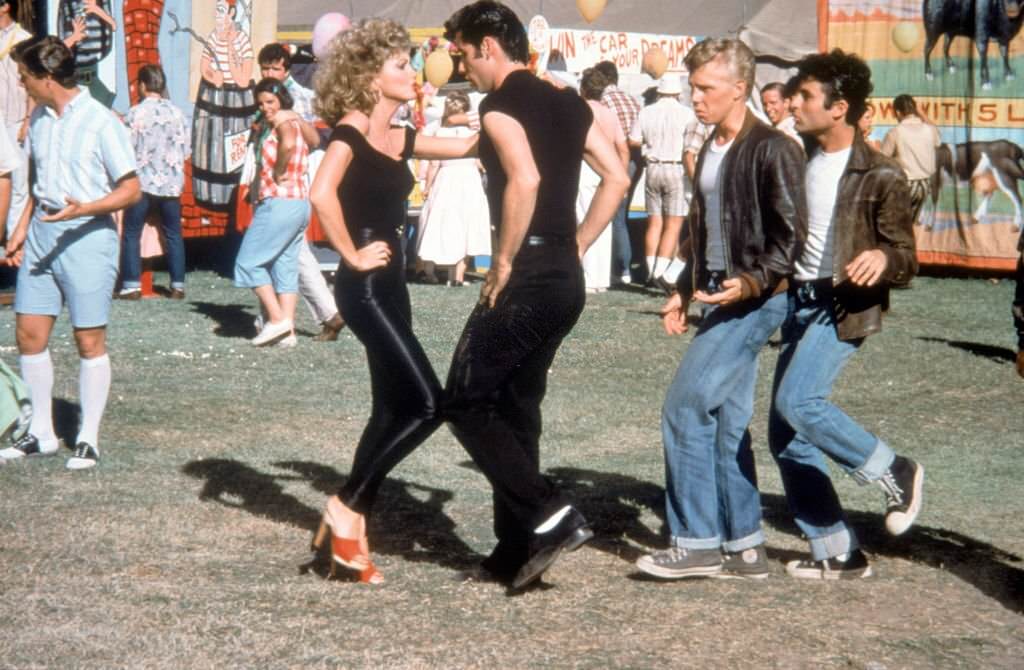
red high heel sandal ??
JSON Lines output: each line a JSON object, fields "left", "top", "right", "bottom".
{"left": 310, "top": 503, "right": 384, "bottom": 584}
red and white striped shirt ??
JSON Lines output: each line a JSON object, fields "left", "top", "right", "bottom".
{"left": 258, "top": 121, "right": 309, "bottom": 201}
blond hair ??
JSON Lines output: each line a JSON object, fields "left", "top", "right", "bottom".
{"left": 313, "top": 18, "right": 412, "bottom": 125}
{"left": 684, "top": 38, "right": 756, "bottom": 99}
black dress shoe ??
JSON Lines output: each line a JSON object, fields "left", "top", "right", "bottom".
{"left": 512, "top": 506, "right": 593, "bottom": 590}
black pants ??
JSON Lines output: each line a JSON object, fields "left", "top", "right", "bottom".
{"left": 445, "top": 241, "right": 586, "bottom": 574}
{"left": 335, "top": 230, "right": 442, "bottom": 516}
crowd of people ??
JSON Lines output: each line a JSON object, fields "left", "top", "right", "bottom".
{"left": 0, "top": 0, "right": 1021, "bottom": 590}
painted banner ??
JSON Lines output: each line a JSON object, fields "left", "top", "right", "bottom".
{"left": 543, "top": 27, "right": 699, "bottom": 75}
{"left": 827, "top": 0, "right": 1024, "bottom": 271}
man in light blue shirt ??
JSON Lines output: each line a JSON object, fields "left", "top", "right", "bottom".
{"left": 1, "top": 36, "right": 140, "bottom": 470}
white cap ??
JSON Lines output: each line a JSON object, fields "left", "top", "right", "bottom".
{"left": 656, "top": 75, "right": 683, "bottom": 96}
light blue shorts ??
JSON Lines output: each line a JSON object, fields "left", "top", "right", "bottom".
{"left": 233, "top": 198, "right": 309, "bottom": 294}
{"left": 15, "top": 214, "right": 119, "bottom": 329}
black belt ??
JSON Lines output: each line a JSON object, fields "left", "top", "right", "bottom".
{"left": 524, "top": 234, "right": 574, "bottom": 247}
{"left": 791, "top": 277, "right": 834, "bottom": 303}
{"left": 648, "top": 160, "right": 683, "bottom": 165}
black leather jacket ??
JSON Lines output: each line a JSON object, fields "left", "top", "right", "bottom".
{"left": 826, "top": 133, "right": 917, "bottom": 340}
{"left": 678, "top": 111, "right": 807, "bottom": 303}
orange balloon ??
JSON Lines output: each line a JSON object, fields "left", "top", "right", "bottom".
{"left": 424, "top": 49, "right": 454, "bottom": 88}
{"left": 576, "top": 0, "right": 607, "bottom": 23}
{"left": 642, "top": 46, "right": 669, "bottom": 79}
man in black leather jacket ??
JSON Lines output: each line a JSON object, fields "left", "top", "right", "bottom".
{"left": 636, "top": 38, "right": 806, "bottom": 581}
{"left": 769, "top": 50, "right": 924, "bottom": 580}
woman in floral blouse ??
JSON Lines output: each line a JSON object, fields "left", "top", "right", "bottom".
{"left": 118, "top": 64, "right": 190, "bottom": 300}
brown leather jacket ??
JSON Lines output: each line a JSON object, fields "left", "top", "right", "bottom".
{"left": 827, "top": 133, "right": 918, "bottom": 340}
{"left": 678, "top": 110, "right": 807, "bottom": 303}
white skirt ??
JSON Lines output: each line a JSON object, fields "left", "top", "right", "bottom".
{"left": 418, "top": 162, "right": 491, "bottom": 265}
{"left": 575, "top": 161, "right": 612, "bottom": 289}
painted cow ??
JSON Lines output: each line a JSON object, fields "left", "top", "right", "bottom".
{"left": 930, "top": 140, "right": 1024, "bottom": 231}
{"left": 923, "top": 0, "right": 1024, "bottom": 89}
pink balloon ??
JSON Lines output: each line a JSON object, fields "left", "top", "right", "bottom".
{"left": 312, "top": 13, "right": 352, "bottom": 60}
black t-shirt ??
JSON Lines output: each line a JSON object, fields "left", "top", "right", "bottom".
{"left": 478, "top": 70, "right": 593, "bottom": 238}
{"left": 329, "top": 124, "right": 416, "bottom": 236}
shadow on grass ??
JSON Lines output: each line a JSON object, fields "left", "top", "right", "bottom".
{"left": 758, "top": 492, "right": 1024, "bottom": 614}
{"left": 545, "top": 467, "right": 1022, "bottom": 613}
{"left": 916, "top": 336, "right": 1017, "bottom": 363}
{"left": 189, "top": 302, "right": 255, "bottom": 339}
{"left": 180, "top": 458, "right": 480, "bottom": 577}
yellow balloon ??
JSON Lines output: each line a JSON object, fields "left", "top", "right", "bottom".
{"left": 891, "top": 21, "right": 921, "bottom": 53}
{"left": 576, "top": 0, "right": 608, "bottom": 23}
{"left": 424, "top": 49, "right": 454, "bottom": 88}
{"left": 642, "top": 47, "right": 669, "bottom": 79}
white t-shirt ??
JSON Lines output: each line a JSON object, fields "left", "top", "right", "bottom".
{"left": 794, "top": 146, "right": 851, "bottom": 281}
{"left": 699, "top": 137, "right": 734, "bottom": 271}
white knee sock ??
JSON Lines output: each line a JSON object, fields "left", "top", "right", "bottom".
{"left": 20, "top": 350, "right": 58, "bottom": 449}
{"left": 652, "top": 257, "right": 673, "bottom": 279}
{"left": 77, "top": 354, "right": 111, "bottom": 449}
{"left": 661, "top": 258, "right": 688, "bottom": 283}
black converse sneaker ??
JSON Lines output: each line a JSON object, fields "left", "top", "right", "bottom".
{"left": 66, "top": 442, "right": 99, "bottom": 470}
{"left": 635, "top": 546, "right": 723, "bottom": 579}
{"left": 786, "top": 549, "right": 873, "bottom": 580}
{"left": 0, "top": 434, "right": 58, "bottom": 460}
{"left": 718, "top": 544, "right": 770, "bottom": 579}
{"left": 877, "top": 456, "right": 924, "bottom": 535}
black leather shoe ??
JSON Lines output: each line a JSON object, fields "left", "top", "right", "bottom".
{"left": 512, "top": 506, "right": 593, "bottom": 590}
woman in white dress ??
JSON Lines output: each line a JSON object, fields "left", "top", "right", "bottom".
{"left": 577, "top": 68, "right": 629, "bottom": 292}
{"left": 417, "top": 91, "right": 490, "bottom": 286}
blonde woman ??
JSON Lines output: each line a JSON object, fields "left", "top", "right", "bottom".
{"left": 308, "top": 18, "right": 477, "bottom": 584}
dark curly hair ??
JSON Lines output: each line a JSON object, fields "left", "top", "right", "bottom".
{"left": 254, "top": 77, "right": 294, "bottom": 110}
{"left": 443, "top": 1, "right": 529, "bottom": 65}
{"left": 794, "top": 49, "right": 873, "bottom": 126}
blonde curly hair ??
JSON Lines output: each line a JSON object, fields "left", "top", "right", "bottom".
{"left": 314, "top": 18, "right": 412, "bottom": 125}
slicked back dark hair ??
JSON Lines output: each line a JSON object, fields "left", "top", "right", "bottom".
{"left": 137, "top": 64, "right": 167, "bottom": 95}
{"left": 258, "top": 43, "right": 291, "bottom": 70}
{"left": 593, "top": 60, "right": 618, "bottom": 85}
{"left": 13, "top": 35, "right": 77, "bottom": 88}
{"left": 794, "top": 49, "right": 873, "bottom": 126}
{"left": 444, "top": 1, "right": 529, "bottom": 65}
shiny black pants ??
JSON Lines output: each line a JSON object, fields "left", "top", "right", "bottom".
{"left": 445, "top": 243, "right": 586, "bottom": 575}
{"left": 335, "top": 233, "right": 442, "bottom": 516}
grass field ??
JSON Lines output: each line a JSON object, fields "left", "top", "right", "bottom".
{"left": 1, "top": 272, "right": 1022, "bottom": 669}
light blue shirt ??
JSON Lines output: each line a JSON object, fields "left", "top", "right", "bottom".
{"left": 27, "top": 88, "right": 137, "bottom": 221}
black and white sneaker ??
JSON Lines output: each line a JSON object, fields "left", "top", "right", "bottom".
{"left": 636, "top": 546, "right": 723, "bottom": 579}
{"left": 786, "top": 549, "right": 873, "bottom": 580}
{"left": 877, "top": 456, "right": 924, "bottom": 535}
{"left": 66, "top": 442, "right": 99, "bottom": 470}
{"left": 0, "top": 434, "right": 58, "bottom": 460}
{"left": 717, "top": 544, "right": 770, "bottom": 579}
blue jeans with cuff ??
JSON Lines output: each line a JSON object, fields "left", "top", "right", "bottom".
{"left": 768, "top": 279, "right": 894, "bottom": 560}
{"left": 662, "top": 273, "right": 787, "bottom": 552}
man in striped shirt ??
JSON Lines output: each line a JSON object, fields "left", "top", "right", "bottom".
{"left": 1, "top": 36, "right": 140, "bottom": 470}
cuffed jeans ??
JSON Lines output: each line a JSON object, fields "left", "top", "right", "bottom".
{"left": 121, "top": 193, "right": 186, "bottom": 289}
{"left": 662, "top": 279, "right": 787, "bottom": 552}
{"left": 768, "top": 280, "right": 894, "bottom": 560}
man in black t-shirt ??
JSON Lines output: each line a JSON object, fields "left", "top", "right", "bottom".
{"left": 443, "top": 1, "right": 628, "bottom": 590}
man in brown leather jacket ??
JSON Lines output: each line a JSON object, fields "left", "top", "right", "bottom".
{"left": 770, "top": 50, "right": 924, "bottom": 580}
{"left": 636, "top": 38, "right": 806, "bottom": 581}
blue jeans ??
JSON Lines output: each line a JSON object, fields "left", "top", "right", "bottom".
{"left": 121, "top": 193, "right": 185, "bottom": 289}
{"left": 611, "top": 160, "right": 639, "bottom": 280}
{"left": 768, "top": 281, "right": 894, "bottom": 560}
{"left": 661, "top": 282, "right": 787, "bottom": 552}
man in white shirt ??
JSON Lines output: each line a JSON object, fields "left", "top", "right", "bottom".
{"left": 0, "top": 0, "right": 32, "bottom": 240}
{"left": 761, "top": 80, "right": 803, "bottom": 150}
{"left": 628, "top": 74, "right": 695, "bottom": 289}
{"left": 771, "top": 50, "right": 922, "bottom": 579}
{"left": 2, "top": 36, "right": 140, "bottom": 470}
